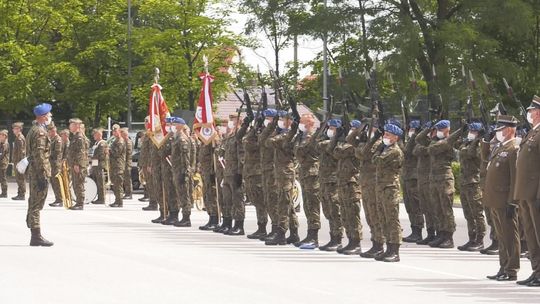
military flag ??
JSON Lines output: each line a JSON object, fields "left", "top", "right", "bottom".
{"left": 147, "top": 68, "right": 170, "bottom": 147}
{"left": 194, "top": 56, "right": 217, "bottom": 145}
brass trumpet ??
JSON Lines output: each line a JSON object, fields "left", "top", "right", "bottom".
{"left": 56, "top": 160, "right": 73, "bottom": 209}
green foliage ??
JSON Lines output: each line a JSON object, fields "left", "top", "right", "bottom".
{"left": 452, "top": 161, "right": 461, "bottom": 195}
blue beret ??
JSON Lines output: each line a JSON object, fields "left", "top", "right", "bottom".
{"left": 170, "top": 117, "right": 185, "bottom": 124}
{"left": 384, "top": 123, "right": 403, "bottom": 137}
{"left": 423, "top": 121, "right": 432, "bottom": 129}
{"left": 409, "top": 120, "right": 421, "bottom": 129}
{"left": 277, "top": 110, "right": 288, "bottom": 118}
{"left": 468, "top": 122, "right": 483, "bottom": 131}
{"left": 328, "top": 119, "right": 342, "bottom": 128}
{"left": 350, "top": 120, "right": 361, "bottom": 128}
{"left": 33, "top": 103, "right": 52, "bottom": 116}
{"left": 435, "top": 120, "right": 450, "bottom": 129}
{"left": 263, "top": 109, "right": 277, "bottom": 118}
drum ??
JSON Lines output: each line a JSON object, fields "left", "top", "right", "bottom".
{"left": 71, "top": 177, "right": 98, "bottom": 204}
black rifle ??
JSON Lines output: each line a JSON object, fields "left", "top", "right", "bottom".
{"left": 364, "top": 68, "right": 382, "bottom": 137}
{"left": 236, "top": 74, "right": 254, "bottom": 122}
{"left": 255, "top": 68, "right": 268, "bottom": 128}
{"left": 483, "top": 73, "right": 507, "bottom": 117}
{"left": 270, "top": 70, "right": 300, "bottom": 123}
{"left": 503, "top": 78, "right": 531, "bottom": 130}
{"left": 462, "top": 65, "right": 474, "bottom": 123}
{"left": 431, "top": 64, "right": 444, "bottom": 121}
{"left": 469, "top": 71, "right": 490, "bottom": 128}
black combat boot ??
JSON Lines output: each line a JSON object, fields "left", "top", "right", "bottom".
{"left": 374, "top": 243, "right": 391, "bottom": 261}
{"left": 438, "top": 232, "right": 454, "bottom": 249}
{"left": 319, "top": 234, "right": 342, "bottom": 252}
{"left": 480, "top": 240, "right": 499, "bottom": 255}
{"left": 383, "top": 243, "right": 400, "bottom": 262}
{"left": 403, "top": 226, "right": 423, "bottom": 243}
{"left": 466, "top": 234, "right": 485, "bottom": 252}
{"left": 174, "top": 213, "right": 191, "bottom": 227}
{"left": 263, "top": 224, "right": 278, "bottom": 241}
{"left": 215, "top": 217, "right": 232, "bottom": 233}
{"left": 360, "top": 241, "right": 384, "bottom": 258}
{"left": 295, "top": 229, "right": 319, "bottom": 249}
{"left": 247, "top": 223, "right": 267, "bottom": 239}
{"left": 12, "top": 195, "right": 25, "bottom": 201}
{"left": 457, "top": 233, "right": 476, "bottom": 251}
{"left": 213, "top": 217, "right": 227, "bottom": 233}
{"left": 151, "top": 210, "right": 165, "bottom": 223}
{"left": 70, "top": 203, "right": 84, "bottom": 210}
{"left": 417, "top": 228, "right": 436, "bottom": 245}
{"left": 162, "top": 210, "right": 179, "bottom": 225}
{"left": 226, "top": 220, "right": 245, "bottom": 236}
{"left": 0, "top": 187, "right": 7, "bottom": 197}
{"left": 138, "top": 190, "right": 149, "bottom": 202}
{"left": 91, "top": 199, "right": 105, "bottom": 205}
{"left": 109, "top": 201, "right": 123, "bottom": 208}
{"left": 486, "top": 268, "right": 504, "bottom": 280}
{"left": 342, "top": 238, "right": 361, "bottom": 255}
{"left": 142, "top": 202, "right": 158, "bottom": 211}
{"left": 199, "top": 215, "right": 218, "bottom": 230}
{"left": 286, "top": 227, "right": 300, "bottom": 244}
{"left": 29, "top": 228, "right": 54, "bottom": 247}
{"left": 428, "top": 231, "right": 446, "bottom": 248}
{"left": 265, "top": 228, "right": 287, "bottom": 246}
{"left": 49, "top": 201, "right": 63, "bottom": 207}
{"left": 516, "top": 273, "right": 537, "bottom": 285}
{"left": 337, "top": 236, "right": 353, "bottom": 254}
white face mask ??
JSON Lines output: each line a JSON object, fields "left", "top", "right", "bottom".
{"left": 408, "top": 130, "right": 415, "bottom": 138}
{"left": 165, "top": 126, "right": 172, "bottom": 133}
{"left": 278, "top": 120, "right": 285, "bottom": 129}
{"left": 264, "top": 119, "right": 271, "bottom": 127}
{"left": 383, "top": 138, "right": 392, "bottom": 146}
{"left": 299, "top": 123, "right": 306, "bottom": 132}
{"left": 348, "top": 129, "right": 353, "bottom": 136}
{"left": 436, "top": 131, "right": 445, "bottom": 139}
{"left": 227, "top": 121, "right": 235, "bottom": 130}
{"left": 467, "top": 133, "right": 476, "bottom": 141}
{"left": 496, "top": 130, "right": 505, "bottom": 142}
{"left": 527, "top": 112, "right": 533, "bottom": 124}
{"left": 326, "top": 129, "right": 335, "bottom": 138}
{"left": 171, "top": 126, "right": 178, "bottom": 133}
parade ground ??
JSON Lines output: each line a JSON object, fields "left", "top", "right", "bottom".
{"left": 0, "top": 182, "right": 538, "bottom": 304}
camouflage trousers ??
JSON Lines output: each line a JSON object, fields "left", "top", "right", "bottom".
{"left": 71, "top": 168, "right": 86, "bottom": 205}
{"left": 418, "top": 179, "right": 437, "bottom": 230}
{"left": 245, "top": 174, "right": 267, "bottom": 225}
{"left": 26, "top": 172, "right": 48, "bottom": 229}
{"left": 222, "top": 175, "right": 244, "bottom": 220}
{"left": 276, "top": 177, "right": 299, "bottom": 232}
{"left": 262, "top": 170, "right": 278, "bottom": 225}
{"left": 430, "top": 178, "right": 456, "bottom": 233}
{"left": 377, "top": 185, "right": 403, "bottom": 244}
{"left": 150, "top": 162, "right": 164, "bottom": 210}
{"left": 161, "top": 163, "right": 177, "bottom": 212}
{"left": 202, "top": 173, "right": 218, "bottom": 216}
{"left": 300, "top": 176, "right": 321, "bottom": 230}
{"left": 123, "top": 164, "right": 133, "bottom": 197}
{"left": 337, "top": 181, "right": 362, "bottom": 240}
{"left": 173, "top": 170, "right": 191, "bottom": 216}
{"left": 519, "top": 200, "right": 540, "bottom": 277}
{"left": 14, "top": 169, "right": 26, "bottom": 197}
{"left": 90, "top": 166, "right": 105, "bottom": 202}
{"left": 460, "top": 183, "right": 486, "bottom": 239}
{"left": 361, "top": 180, "right": 386, "bottom": 243}
{"left": 110, "top": 167, "right": 124, "bottom": 204}
{"left": 0, "top": 166, "right": 7, "bottom": 194}
{"left": 320, "top": 181, "right": 343, "bottom": 238}
{"left": 403, "top": 178, "right": 424, "bottom": 228}
{"left": 492, "top": 207, "right": 520, "bottom": 276}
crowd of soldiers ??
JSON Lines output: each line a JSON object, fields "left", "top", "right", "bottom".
{"left": 4, "top": 95, "right": 540, "bottom": 287}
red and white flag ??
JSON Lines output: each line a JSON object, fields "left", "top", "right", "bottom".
{"left": 147, "top": 83, "right": 170, "bottom": 147}
{"left": 194, "top": 72, "right": 217, "bottom": 145}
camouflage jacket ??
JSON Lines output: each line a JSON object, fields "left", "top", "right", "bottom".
{"left": 67, "top": 132, "right": 88, "bottom": 169}
{"left": 223, "top": 132, "right": 242, "bottom": 177}
{"left": 355, "top": 138, "right": 382, "bottom": 185}
{"left": 199, "top": 142, "right": 215, "bottom": 176}
{"left": 294, "top": 132, "right": 319, "bottom": 181}
{"left": 332, "top": 137, "right": 360, "bottom": 184}
{"left": 318, "top": 139, "right": 338, "bottom": 184}
{"left": 0, "top": 140, "right": 9, "bottom": 169}
{"left": 458, "top": 138, "right": 481, "bottom": 186}
{"left": 109, "top": 136, "right": 126, "bottom": 172}
{"left": 92, "top": 139, "right": 109, "bottom": 169}
{"left": 266, "top": 126, "right": 296, "bottom": 182}
{"left": 373, "top": 142, "right": 404, "bottom": 188}
{"left": 172, "top": 133, "right": 191, "bottom": 175}
{"left": 49, "top": 134, "right": 63, "bottom": 172}
{"left": 139, "top": 135, "right": 150, "bottom": 168}
{"left": 27, "top": 124, "right": 50, "bottom": 178}
{"left": 417, "top": 128, "right": 461, "bottom": 181}
{"left": 12, "top": 133, "right": 26, "bottom": 163}
{"left": 241, "top": 126, "right": 262, "bottom": 177}
{"left": 125, "top": 138, "right": 133, "bottom": 170}
{"left": 402, "top": 133, "right": 418, "bottom": 181}
{"left": 159, "top": 134, "right": 174, "bottom": 171}
{"left": 258, "top": 124, "right": 276, "bottom": 174}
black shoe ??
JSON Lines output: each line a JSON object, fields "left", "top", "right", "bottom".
{"left": 69, "top": 204, "right": 84, "bottom": 210}
{"left": 428, "top": 232, "right": 446, "bottom": 248}
{"left": 466, "top": 240, "right": 484, "bottom": 252}
{"left": 496, "top": 274, "right": 517, "bottom": 281}
{"left": 247, "top": 223, "right": 267, "bottom": 239}
{"left": 109, "top": 202, "right": 123, "bottom": 208}
{"left": 481, "top": 240, "right": 499, "bottom": 255}
{"left": 226, "top": 220, "right": 244, "bottom": 236}
{"left": 457, "top": 238, "right": 474, "bottom": 251}
{"left": 374, "top": 245, "right": 390, "bottom": 261}
{"left": 91, "top": 199, "right": 105, "bottom": 205}
{"left": 49, "top": 201, "right": 63, "bottom": 207}
{"left": 265, "top": 229, "right": 286, "bottom": 246}
{"left": 12, "top": 195, "right": 25, "bottom": 201}
{"left": 383, "top": 243, "right": 400, "bottom": 262}
{"left": 151, "top": 211, "right": 165, "bottom": 224}
{"left": 438, "top": 233, "right": 454, "bottom": 249}
{"left": 29, "top": 228, "right": 54, "bottom": 247}
{"left": 142, "top": 203, "right": 158, "bottom": 211}
{"left": 286, "top": 228, "right": 300, "bottom": 244}
{"left": 360, "top": 241, "right": 384, "bottom": 258}
{"left": 173, "top": 214, "right": 191, "bottom": 227}
{"left": 319, "top": 234, "right": 342, "bottom": 252}
{"left": 199, "top": 215, "right": 219, "bottom": 231}
{"left": 138, "top": 196, "right": 149, "bottom": 202}
{"left": 123, "top": 195, "right": 133, "bottom": 199}
{"left": 296, "top": 229, "right": 319, "bottom": 250}
{"left": 216, "top": 217, "right": 232, "bottom": 233}
{"left": 517, "top": 273, "right": 536, "bottom": 285}
{"left": 262, "top": 225, "right": 277, "bottom": 241}
{"left": 338, "top": 237, "right": 356, "bottom": 255}
{"left": 162, "top": 211, "right": 179, "bottom": 225}
{"left": 403, "top": 226, "right": 423, "bottom": 243}
{"left": 526, "top": 278, "right": 540, "bottom": 287}
{"left": 342, "top": 238, "right": 361, "bottom": 255}
{"left": 417, "top": 229, "right": 436, "bottom": 245}
{"left": 487, "top": 270, "right": 504, "bottom": 280}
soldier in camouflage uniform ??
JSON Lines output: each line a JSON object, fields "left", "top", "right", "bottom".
{"left": 172, "top": 118, "right": 193, "bottom": 227}
{"left": 265, "top": 111, "right": 299, "bottom": 245}
{"left": 149, "top": 131, "right": 166, "bottom": 223}
{"left": 329, "top": 119, "right": 363, "bottom": 255}
{"left": 456, "top": 122, "right": 486, "bottom": 251}
{"left": 136, "top": 132, "right": 150, "bottom": 202}
{"left": 160, "top": 119, "right": 179, "bottom": 225}
{"left": 401, "top": 120, "right": 424, "bottom": 243}
{"left": 140, "top": 130, "right": 157, "bottom": 210}
{"left": 258, "top": 109, "right": 280, "bottom": 241}
{"left": 90, "top": 128, "right": 108, "bottom": 205}
{"left": 47, "top": 123, "right": 64, "bottom": 207}
{"left": 198, "top": 138, "right": 219, "bottom": 230}
{"left": 240, "top": 116, "right": 268, "bottom": 239}
{"left": 60, "top": 129, "right": 70, "bottom": 160}
{"left": 293, "top": 114, "right": 321, "bottom": 249}
{"left": 67, "top": 118, "right": 88, "bottom": 210}
{"left": 0, "top": 130, "right": 9, "bottom": 198}
{"left": 11, "top": 122, "right": 26, "bottom": 200}
{"left": 121, "top": 128, "right": 133, "bottom": 199}
{"left": 188, "top": 130, "right": 199, "bottom": 207}
{"left": 108, "top": 125, "right": 126, "bottom": 207}
{"left": 26, "top": 103, "right": 54, "bottom": 246}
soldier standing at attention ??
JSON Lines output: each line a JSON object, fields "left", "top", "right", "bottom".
{"left": 121, "top": 128, "right": 133, "bottom": 200}
{"left": 26, "top": 103, "right": 54, "bottom": 246}
{"left": 171, "top": 118, "right": 193, "bottom": 227}
{"left": 483, "top": 115, "right": 520, "bottom": 282}
{"left": 160, "top": 119, "right": 179, "bottom": 225}
{"left": 11, "top": 122, "right": 26, "bottom": 200}
{"left": 514, "top": 96, "right": 540, "bottom": 287}
{"left": 198, "top": 136, "right": 219, "bottom": 230}
{"left": 0, "top": 130, "right": 9, "bottom": 198}
{"left": 140, "top": 127, "right": 157, "bottom": 210}
{"left": 402, "top": 120, "right": 424, "bottom": 243}
{"left": 456, "top": 122, "right": 486, "bottom": 251}
{"left": 265, "top": 111, "right": 299, "bottom": 245}
{"left": 109, "top": 125, "right": 126, "bottom": 207}
{"left": 67, "top": 118, "right": 88, "bottom": 210}
{"left": 90, "top": 128, "right": 108, "bottom": 205}
{"left": 293, "top": 114, "right": 322, "bottom": 249}
{"left": 47, "top": 123, "right": 64, "bottom": 207}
